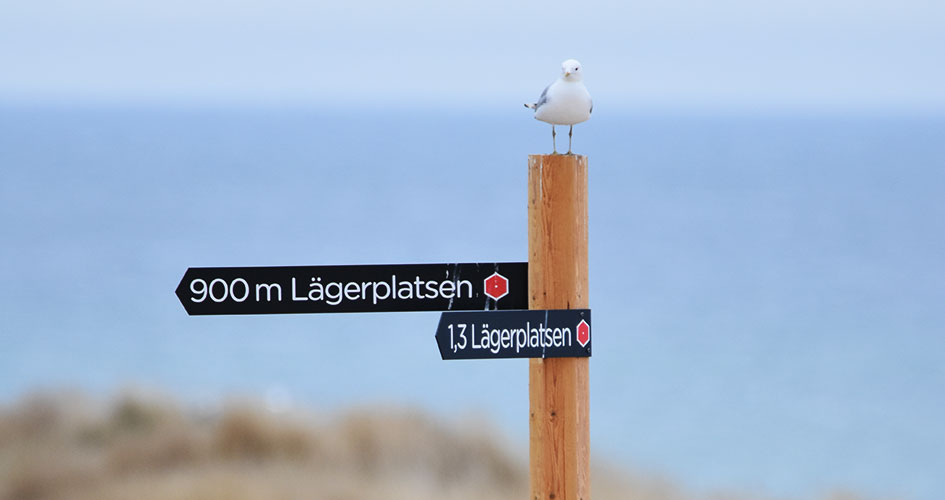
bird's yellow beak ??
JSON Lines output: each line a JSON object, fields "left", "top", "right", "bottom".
{"left": 565, "top": 71, "right": 571, "bottom": 77}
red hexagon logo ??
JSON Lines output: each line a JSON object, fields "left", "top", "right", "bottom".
{"left": 576, "top": 319, "right": 590, "bottom": 347}
{"left": 484, "top": 272, "right": 509, "bottom": 301}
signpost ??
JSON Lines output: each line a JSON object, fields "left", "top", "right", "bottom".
{"left": 175, "top": 154, "right": 593, "bottom": 500}
{"left": 528, "top": 154, "right": 590, "bottom": 500}
{"left": 175, "top": 262, "right": 527, "bottom": 315}
{"left": 435, "top": 309, "right": 590, "bottom": 360}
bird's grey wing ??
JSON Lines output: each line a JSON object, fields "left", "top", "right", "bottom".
{"left": 536, "top": 84, "right": 551, "bottom": 109}
{"left": 590, "top": 99, "right": 593, "bottom": 114}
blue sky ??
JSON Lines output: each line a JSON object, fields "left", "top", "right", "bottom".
{"left": 2, "top": 0, "right": 943, "bottom": 111}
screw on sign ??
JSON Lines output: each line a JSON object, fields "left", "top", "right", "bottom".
{"left": 576, "top": 319, "right": 590, "bottom": 347}
{"left": 484, "top": 273, "right": 509, "bottom": 300}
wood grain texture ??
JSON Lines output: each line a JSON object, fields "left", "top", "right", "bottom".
{"left": 528, "top": 154, "right": 590, "bottom": 500}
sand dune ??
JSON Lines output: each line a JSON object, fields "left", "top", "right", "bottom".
{"left": 0, "top": 391, "right": 879, "bottom": 500}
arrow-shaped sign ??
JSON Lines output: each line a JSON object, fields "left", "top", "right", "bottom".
{"left": 175, "top": 262, "right": 527, "bottom": 315}
{"left": 436, "top": 309, "right": 591, "bottom": 359}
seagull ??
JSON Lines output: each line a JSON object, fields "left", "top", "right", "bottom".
{"left": 525, "top": 59, "right": 593, "bottom": 155}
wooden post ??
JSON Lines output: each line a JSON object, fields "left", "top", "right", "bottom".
{"left": 528, "top": 154, "right": 590, "bottom": 500}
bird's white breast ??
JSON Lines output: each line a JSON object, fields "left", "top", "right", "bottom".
{"left": 535, "top": 80, "right": 592, "bottom": 126}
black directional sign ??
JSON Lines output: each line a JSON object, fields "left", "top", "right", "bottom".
{"left": 176, "top": 262, "right": 527, "bottom": 315}
{"left": 436, "top": 309, "right": 591, "bottom": 360}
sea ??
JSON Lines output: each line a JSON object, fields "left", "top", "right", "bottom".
{"left": 1, "top": 104, "right": 943, "bottom": 500}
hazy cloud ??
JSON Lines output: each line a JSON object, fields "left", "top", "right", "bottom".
{"left": 2, "top": 0, "right": 942, "bottom": 110}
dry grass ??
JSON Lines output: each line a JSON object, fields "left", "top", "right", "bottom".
{"left": 0, "top": 391, "right": 886, "bottom": 500}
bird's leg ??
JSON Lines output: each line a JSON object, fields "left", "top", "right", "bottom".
{"left": 551, "top": 125, "right": 557, "bottom": 154}
{"left": 568, "top": 125, "right": 573, "bottom": 154}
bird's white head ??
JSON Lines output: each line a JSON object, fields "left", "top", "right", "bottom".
{"left": 561, "top": 59, "right": 583, "bottom": 82}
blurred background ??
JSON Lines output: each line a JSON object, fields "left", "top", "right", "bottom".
{"left": 1, "top": 1, "right": 943, "bottom": 499}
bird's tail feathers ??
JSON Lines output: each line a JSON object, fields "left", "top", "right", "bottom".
{"left": 524, "top": 103, "right": 537, "bottom": 110}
